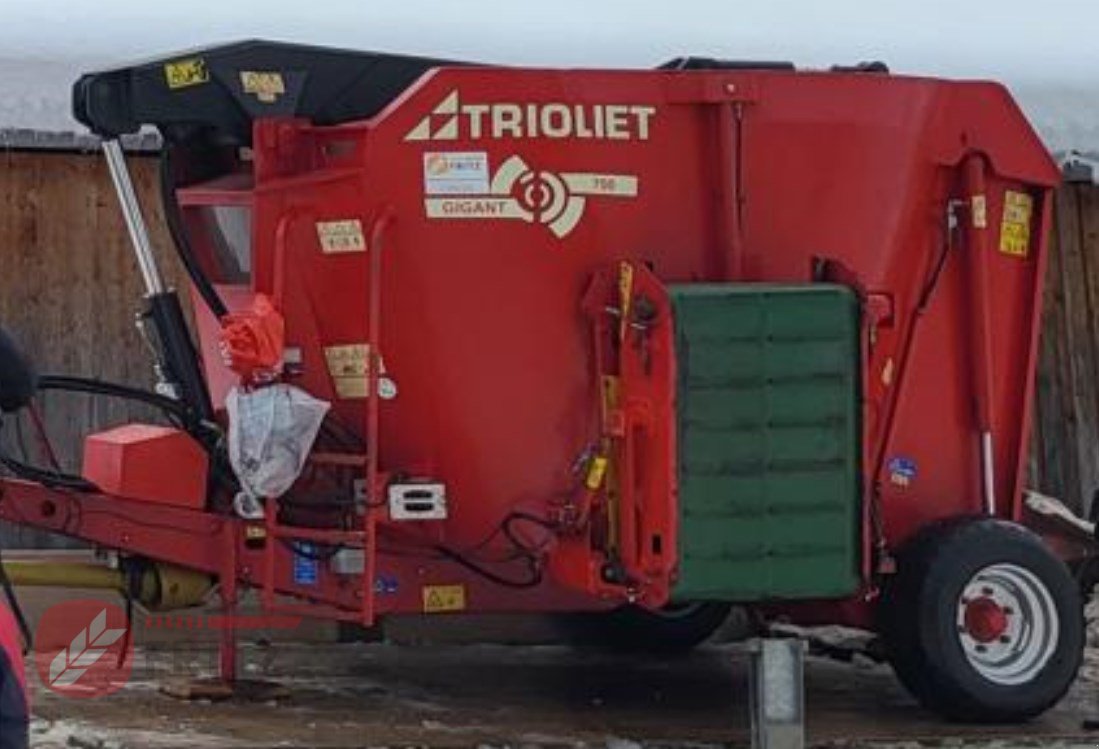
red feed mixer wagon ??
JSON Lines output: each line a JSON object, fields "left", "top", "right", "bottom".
{"left": 0, "top": 41, "right": 1083, "bottom": 722}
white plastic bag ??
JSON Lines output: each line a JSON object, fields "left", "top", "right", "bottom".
{"left": 226, "top": 384, "right": 330, "bottom": 517}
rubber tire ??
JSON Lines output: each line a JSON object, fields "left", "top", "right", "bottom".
{"left": 879, "top": 517, "right": 1084, "bottom": 723}
{"left": 558, "top": 602, "right": 733, "bottom": 654}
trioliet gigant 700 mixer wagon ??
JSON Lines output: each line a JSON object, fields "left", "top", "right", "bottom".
{"left": 0, "top": 41, "right": 1084, "bottom": 723}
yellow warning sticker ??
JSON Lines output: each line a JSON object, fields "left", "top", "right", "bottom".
{"left": 324, "top": 344, "right": 369, "bottom": 377}
{"left": 617, "top": 262, "right": 634, "bottom": 341}
{"left": 585, "top": 455, "right": 609, "bottom": 490}
{"left": 240, "top": 71, "right": 286, "bottom": 103}
{"left": 324, "top": 343, "right": 369, "bottom": 400}
{"left": 423, "top": 584, "right": 466, "bottom": 613}
{"left": 164, "top": 58, "right": 209, "bottom": 90}
{"left": 322, "top": 344, "right": 392, "bottom": 400}
{"left": 999, "top": 190, "right": 1034, "bottom": 257}
{"left": 331, "top": 377, "right": 367, "bottom": 399}
{"left": 316, "top": 220, "right": 366, "bottom": 254}
{"left": 600, "top": 375, "right": 620, "bottom": 421}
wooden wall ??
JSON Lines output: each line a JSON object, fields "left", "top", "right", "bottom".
{"left": 1031, "top": 181, "right": 1099, "bottom": 517}
{"left": 0, "top": 150, "right": 187, "bottom": 546}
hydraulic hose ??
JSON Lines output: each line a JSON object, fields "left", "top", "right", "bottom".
{"left": 158, "top": 145, "right": 228, "bottom": 319}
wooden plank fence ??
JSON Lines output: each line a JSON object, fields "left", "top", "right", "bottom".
{"left": 1031, "top": 180, "right": 1099, "bottom": 517}
{"left": 0, "top": 150, "right": 186, "bottom": 547}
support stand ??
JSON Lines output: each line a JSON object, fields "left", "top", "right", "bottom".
{"left": 218, "top": 565, "right": 238, "bottom": 685}
{"left": 748, "top": 638, "right": 807, "bottom": 749}
{"left": 160, "top": 530, "right": 286, "bottom": 703}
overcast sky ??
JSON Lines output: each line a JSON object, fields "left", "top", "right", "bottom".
{"left": 0, "top": 0, "right": 1095, "bottom": 83}
{"left": 0, "top": 0, "right": 1096, "bottom": 150}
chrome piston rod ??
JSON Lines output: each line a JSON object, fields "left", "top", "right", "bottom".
{"left": 102, "top": 138, "right": 165, "bottom": 296}
{"left": 981, "top": 430, "right": 996, "bottom": 516}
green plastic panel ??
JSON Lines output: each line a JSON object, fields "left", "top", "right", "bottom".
{"left": 669, "top": 284, "right": 860, "bottom": 602}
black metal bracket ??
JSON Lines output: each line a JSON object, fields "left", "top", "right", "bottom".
{"left": 73, "top": 39, "right": 468, "bottom": 144}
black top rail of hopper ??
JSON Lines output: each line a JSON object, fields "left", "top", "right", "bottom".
{"left": 72, "top": 39, "right": 470, "bottom": 145}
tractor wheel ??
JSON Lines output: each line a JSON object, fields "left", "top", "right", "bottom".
{"left": 879, "top": 518, "right": 1083, "bottom": 723}
{"left": 558, "top": 601, "right": 734, "bottom": 654}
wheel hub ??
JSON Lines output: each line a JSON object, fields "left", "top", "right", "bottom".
{"left": 963, "top": 596, "right": 1009, "bottom": 643}
{"left": 955, "top": 563, "right": 1059, "bottom": 686}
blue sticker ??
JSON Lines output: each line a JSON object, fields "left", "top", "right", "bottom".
{"left": 374, "top": 575, "right": 399, "bottom": 595}
{"left": 292, "top": 543, "right": 319, "bottom": 586}
{"left": 888, "top": 456, "right": 918, "bottom": 487}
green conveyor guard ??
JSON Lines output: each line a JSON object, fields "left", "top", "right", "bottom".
{"left": 669, "top": 284, "right": 860, "bottom": 602}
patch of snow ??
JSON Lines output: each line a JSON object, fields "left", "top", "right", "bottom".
{"left": 605, "top": 737, "right": 644, "bottom": 749}
{"left": 30, "top": 717, "right": 249, "bottom": 749}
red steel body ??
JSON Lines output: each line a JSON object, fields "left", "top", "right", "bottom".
{"left": 0, "top": 64, "right": 1060, "bottom": 631}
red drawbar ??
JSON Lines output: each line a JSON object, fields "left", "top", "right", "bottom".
{"left": 82, "top": 425, "right": 208, "bottom": 509}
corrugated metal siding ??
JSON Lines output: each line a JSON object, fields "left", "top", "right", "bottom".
{"left": 0, "top": 149, "right": 188, "bottom": 547}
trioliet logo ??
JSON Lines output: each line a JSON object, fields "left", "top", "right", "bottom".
{"left": 405, "top": 90, "right": 656, "bottom": 142}
{"left": 421, "top": 152, "right": 638, "bottom": 238}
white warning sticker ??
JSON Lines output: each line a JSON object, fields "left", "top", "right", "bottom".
{"left": 423, "top": 152, "right": 489, "bottom": 195}
{"left": 316, "top": 220, "right": 366, "bottom": 254}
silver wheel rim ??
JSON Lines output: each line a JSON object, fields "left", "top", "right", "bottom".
{"left": 956, "top": 563, "right": 1059, "bottom": 686}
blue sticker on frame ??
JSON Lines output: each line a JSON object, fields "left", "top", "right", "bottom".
{"left": 888, "top": 456, "right": 918, "bottom": 488}
{"left": 292, "top": 543, "right": 319, "bottom": 586}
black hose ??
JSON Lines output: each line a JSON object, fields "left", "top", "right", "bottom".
{"left": 37, "top": 375, "right": 189, "bottom": 418}
{"left": 0, "top": 451, "right": 97, "bottom": 491}
{"left": 159, "top": 145, "right": 228, "bottom": 319}
{"left": 433, "top": 544, "right": 543, "bottom": 589}
{"left": 30, "top": 375, "right": 237, "bottom": 493}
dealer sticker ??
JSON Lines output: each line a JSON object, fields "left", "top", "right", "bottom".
{"left": 423, "top": 152, "right": 489, "bottom": 195}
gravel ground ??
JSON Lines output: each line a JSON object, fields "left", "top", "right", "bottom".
{"left": 16, "top": 593, "right": 1099, "bottom": 748}
{"left": 21, "top": 639, "right": 1099, "bottom": 749}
